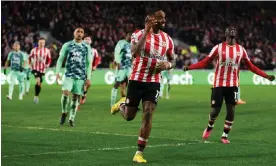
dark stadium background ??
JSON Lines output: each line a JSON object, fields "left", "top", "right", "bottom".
{"left": 1, "top": 1, "right": 276, "bottom": 70}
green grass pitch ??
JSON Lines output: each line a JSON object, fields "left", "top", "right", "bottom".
{"left": 1, "top": 84, "right": 276, "bottom": 166}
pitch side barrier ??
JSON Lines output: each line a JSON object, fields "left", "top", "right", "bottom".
{"left": 1, "top": 68, "right": 275, "bottom": 86}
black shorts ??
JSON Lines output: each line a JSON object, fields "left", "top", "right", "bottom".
{"left": 32, "top": 70, "right": 45, "bottom": 83}
{"left": 211, "top": 87, "right": 238, "bottom": 107}
{"left": 125, "top": 80, "right": 160, "bottom": 107}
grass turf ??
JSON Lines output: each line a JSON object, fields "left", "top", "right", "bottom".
{"left": 1, "top": 84, "right": 276, "bottom": 166}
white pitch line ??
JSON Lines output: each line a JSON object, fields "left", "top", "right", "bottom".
{"left": 3, "top": 142, "right": 210, "bottom": 158}
{"left": 2, "top": 125, "right": 201, "bottom": 142}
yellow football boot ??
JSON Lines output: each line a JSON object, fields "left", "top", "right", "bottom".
{"left": 133, "top": 152, "right": 147, "bottom": 163}
{"left": 110, "top": 97, "right": 126, "bottom": 114}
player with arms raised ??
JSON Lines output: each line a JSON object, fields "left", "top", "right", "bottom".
{"left": 110, "top": 32, "right": 132, "bottom": 107}
{"left": 4, "top": 42, "right": 26, "bottom": 100}
{"left": 111, "top": 8, "right": 175, "bottom": 163}
{"left": 184, "top": 27, "right": 275, "bottom": 144}
{"left": 56, "top": 28, "right": 93, "bottom": 127}
{"left": 29, "top": 38, "right": 51, "bottom": 104}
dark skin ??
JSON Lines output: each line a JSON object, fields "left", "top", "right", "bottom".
{"left": 120, "top": 10, "right": 175, "bottom": 141}
{"left": 185, "top": 27, "right": 275, "bottom": 124}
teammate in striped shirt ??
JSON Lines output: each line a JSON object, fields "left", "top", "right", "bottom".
{"left": 184, "top": 27, "right": 275, "bottom": 144}
{"left": 111, "top": 8, "right": 175, "bottom": 163}
{"left": 78, "top": 36, "right": 101, "bottom": 105}
{"left": 29, "top": 38, "right": 52, "bottom": 104}
{"left": 110, "top": 32, "right": 132, "bottom": 108}
{"left": 4, "top": 42, "right": 26, "bottom": 100}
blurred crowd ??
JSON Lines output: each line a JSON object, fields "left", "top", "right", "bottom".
{"left": 2, "top": 1, "right": 276, "bottom": 70}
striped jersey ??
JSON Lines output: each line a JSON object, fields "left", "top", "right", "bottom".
{"left": 29, "top": 47, "right": 51, "bottom": 73}
{"left": 130, "top": 29, "right": 174, "bottom": 83}
{"left": 209, "top": 42, "right": 249, "bottom": 87}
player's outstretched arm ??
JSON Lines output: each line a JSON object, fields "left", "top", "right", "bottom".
{"left": 184, "top": 45, "right": 218, "bottom": 71}
{"left": 242, "top": 47, "right": 275, "bottom": 81}
{"left": 184, "top": 56, "right": 211, "bottom": 71}
{"left": 243, "top": 59, "right": 275, "bottom": 81}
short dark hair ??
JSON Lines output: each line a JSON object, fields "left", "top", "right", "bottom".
{"left": 38, "top": 37, "right": 46, "bottom": 41}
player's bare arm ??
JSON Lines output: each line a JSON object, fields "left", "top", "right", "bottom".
{"left": 156, "top": 54, "right": 174, "bottom": 71}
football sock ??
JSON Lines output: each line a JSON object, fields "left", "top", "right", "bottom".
{"left": 69, "top": 99, "right": 79, "bottom": 121}
{"left": 8, "top": 83, "right": 14, "bottom": 98}
{"left": 26, "top": 80, "right": 30, "bottom": 93}
{"left": 238, "top": 87, "right": 241, "bottom": 100}
{"left": 207, "top": 114, "right": 216, "bottom": 131}
{"left": 111, "top": 88, "right": 118, "bottom": 107}
{"left": 137, "top": 137, "right": 148, "bottom": 152}
{"left": 222, "top": 120, "right": 233, "bottom": 138}
{"left": 61, "top": 95, "right": 69, "bottom": 113}
{"left": 19, "top": 81, "right": 25, "bottom": 96}
{"left": 35, "top": 84, "right": 41, "bottom": 96}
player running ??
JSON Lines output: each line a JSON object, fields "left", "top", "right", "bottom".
{"left": 111, "top": 8, "right": 175, "bottom": 163}
{"left": 23, "top": 52, "right": 31, "bottom": 95}
{"left": 29, "top": 37, "right": 52, "bottom": 104}
{"left": 79, "top": 36, "right": 101, "bottom": 106}
{"left": 183, "top": 26, "right": 275, "bottom": 144}
{"left": 4, "top": 42, "right": 26, "bottom": 100}
{"left": 110, "top": 32, "right": 132, "bottom": 107}
{"left": 56, "top": 28, "right": 93, "bottom": 127}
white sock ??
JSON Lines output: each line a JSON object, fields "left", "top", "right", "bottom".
{"left": 136, "top": 151, "right": 143, "bottom": 155}
{"left": 222, "top": 132, "right": 228, "bottom": 138}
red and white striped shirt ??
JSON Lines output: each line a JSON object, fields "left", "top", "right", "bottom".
{"left": 92, "top": 48, "right": 101, "bottom": 69}
{"left": 29, "top": 47, "right": 51, "bottom": 73}
{"left": 189, "top": 42, "right": 268, "bottom": 87}
{"left": 130, "top": 29, "right": 174, "bottom": 83}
